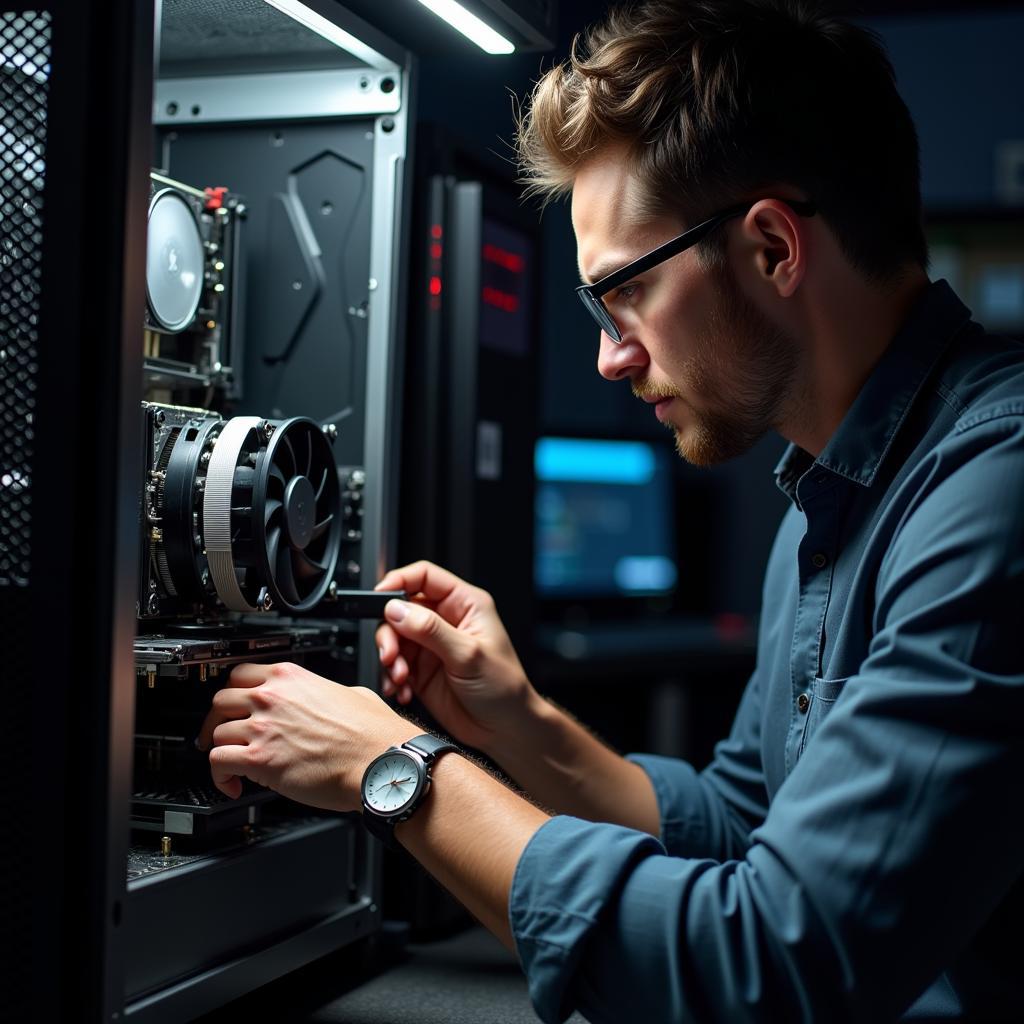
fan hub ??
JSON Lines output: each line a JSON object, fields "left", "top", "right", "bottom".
{"left": 283, "top": 474, "right": 316, "bottom": 550}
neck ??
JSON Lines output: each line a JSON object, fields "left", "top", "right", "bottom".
{"left": 781, "top": 265, "right": 930, "bottom": 457}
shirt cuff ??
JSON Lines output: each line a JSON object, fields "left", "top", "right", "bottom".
{"left": 509, "top": 815, "right": 663, "bottom": 1024}
{"left": 626, "top": 753, "right": 714, "bottom": 857}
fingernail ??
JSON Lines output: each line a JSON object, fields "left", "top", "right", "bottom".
{"left": 378, "top": 646, "right": 386, "bottom": 661}
{"left": 384, "top": 599, "right": 407, "bottom": 623}
{"left": 400, "top": 686, "right": 412, "bottom": 702}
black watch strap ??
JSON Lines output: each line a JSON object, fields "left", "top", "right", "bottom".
{"left": 403, "top": 733, "right": 458, "bottom": 764}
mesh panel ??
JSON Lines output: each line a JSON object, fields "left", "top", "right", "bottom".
{"left": 0, "top": 11, "right": 49, "bottom": 587}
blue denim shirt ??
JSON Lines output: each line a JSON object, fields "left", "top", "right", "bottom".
{"left": 509, "top": 281, "right": 1024, "bottom": 1023}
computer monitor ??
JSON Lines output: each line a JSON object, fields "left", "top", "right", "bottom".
{"left": 534, "top": 436, "right": 680, "bottom": 603}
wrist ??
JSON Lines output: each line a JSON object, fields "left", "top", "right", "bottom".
{"left": 483, "top": 686, "right": 560, "bottom": 765}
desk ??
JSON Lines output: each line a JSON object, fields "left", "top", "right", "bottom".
{"left": 199, "top": 925, "right": 587, "bottom": 1023}
{"left": 535, "top": 615, "right": 756, "bottom": 764}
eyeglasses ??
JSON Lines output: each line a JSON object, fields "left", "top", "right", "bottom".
{"left": 576, "top": 199, "right": 817, "bottom": 344}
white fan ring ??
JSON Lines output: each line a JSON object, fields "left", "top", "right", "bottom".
{"left": 202, "top": 415, "right": 262, "bottom": 612}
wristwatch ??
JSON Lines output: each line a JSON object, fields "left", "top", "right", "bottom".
{"left": 360, "top": 733, "right": 459, "bottom": 848}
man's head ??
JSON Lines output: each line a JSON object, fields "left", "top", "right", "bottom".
{"left": 517, "top": 0, "right": 928, "bottom": 464}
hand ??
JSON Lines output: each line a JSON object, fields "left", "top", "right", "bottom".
{"left": 374, "top": 561, "right": 541, "bottom": 755}
{"left": 197, "top": 661, "right": 419, "bottom": 811}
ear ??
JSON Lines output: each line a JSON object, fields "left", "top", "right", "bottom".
{"left": 739, "top": 199, "right": 807, "bottom": 298}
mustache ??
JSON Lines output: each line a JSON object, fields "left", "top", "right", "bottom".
{"left": 631, "top": 380, "right": 682, "bottom": 402}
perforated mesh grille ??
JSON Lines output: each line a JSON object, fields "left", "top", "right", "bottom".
{"left": 0, "top": 12, "right": 49, "bottom": 587}
{"left": 159, "top": 0, "right": 360, "bottom": 76}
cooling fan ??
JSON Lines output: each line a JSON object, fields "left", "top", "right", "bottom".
{"left": 150, "top": 409, "right": 342, "bottom": 615}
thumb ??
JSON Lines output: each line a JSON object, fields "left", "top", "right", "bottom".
{"left": 384, "top": 599, "right": 478, "bottom": 674}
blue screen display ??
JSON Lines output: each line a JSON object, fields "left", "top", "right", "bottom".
{"left": 534, "top": 437, "right": 678, "bottom": 597}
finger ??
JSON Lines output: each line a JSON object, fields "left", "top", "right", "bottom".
{"left": 228, "top": 662, "right": 279, "bottom": 687}
{"left": 208, "top": 744, "right": 247, "bottom": 799}
{"left": 197, "top": 688, "right": 253, "bottom": 750}
{"left": 398, "top": 685, "right": 413, "bottom": 705}
{"left": 383, "top": 599, "right": 480, "bottom": 675}
{"left": 211, "top": 719, "right": 252, "bottom": 748}
{"left": 375, "top": 561, "right": 468, "bottom": 604}
{"left": 389, "top": 653, "right": 411, "bottom": 686}
{"left": 376, "top": 623, "right": 399, "bottom": 666}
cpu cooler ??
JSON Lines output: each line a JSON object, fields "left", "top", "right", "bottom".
{"left": 142, "top": 403, "right": 342, "bottom": 618}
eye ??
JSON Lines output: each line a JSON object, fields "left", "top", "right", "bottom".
{"left": 609, "top": 282, "right": 640, "bottom": 305}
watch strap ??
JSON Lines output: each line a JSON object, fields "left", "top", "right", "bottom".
{"left": 403, "top": 733, "right": 458, "bottom": 764}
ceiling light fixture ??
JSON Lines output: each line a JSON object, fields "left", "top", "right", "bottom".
{"left": 262, "top": 0, "right": 394, "bottom": 69}
{"left": 412, "top": 0, "right": 515, "bottom": 54}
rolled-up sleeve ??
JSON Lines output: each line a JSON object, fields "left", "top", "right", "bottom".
{"left": 626, "top": 658, "right": 769, "bottom": 861}
{"left": 509, "top": 414, "right": 1024, "bottom": 1024}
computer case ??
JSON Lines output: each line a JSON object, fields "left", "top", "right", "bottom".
{"left": 0, "top": 1, "right": 413, "bottom": 1019}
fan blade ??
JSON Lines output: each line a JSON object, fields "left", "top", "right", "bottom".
{"left": 304, "top": 430, "right": 313, "bottom": 478}
{"left": 280, "top": 435, "right": 297, "bottom": 478}
{"left": 266, "top": 525, "right": 281, "bottom": 575}
{"left": 315, "top": 465, "right": 328, "bottom": 500}
{"left": 295, "top": 549, "right": 328, "bottom": 580}
{"left": 264, "top": 498, "right": 282, "bottom": 529}
{"left": 310, "top": 513, "right": 333, "bottom": 541}
{"left": 269, "top": 462, "right": 286, "bottom": 490}
{"left": 276, "top": 541, "right": 300, "bottom": 605}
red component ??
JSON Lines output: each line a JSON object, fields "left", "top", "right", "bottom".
{"left": 482, "top": 286, "right": 519, "bottom": 313}
{"left": 204, "top": 186, "right": 229, "bottom": 210}
{"left": 429, "top": 276, "right": 442, "bottom": 296}
{"left": 430, "top": 242, "right": 442, "bottom": 260}
{"left": 482, "top": 243, "right": 524, "bottom": 273}
{"left": 713, "top": 613, "right": 750, "bottom": 641}
{"left": 430, "top": 223, "right": 443, "bottom": 240}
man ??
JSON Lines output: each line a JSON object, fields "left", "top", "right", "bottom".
{"left": 199, "top": 1, "right": 1024, "bottom": 1020}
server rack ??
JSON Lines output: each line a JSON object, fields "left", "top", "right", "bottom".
{"left": 1, "top": 1, "right": 413, "bottom": 1020}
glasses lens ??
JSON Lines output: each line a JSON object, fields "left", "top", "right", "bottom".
{"left": 579, "top": 290, "right": 621, "bottom": 343}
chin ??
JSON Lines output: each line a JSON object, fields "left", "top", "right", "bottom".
{"left": 671, "top": 417, "right": 761, "bottom": 467}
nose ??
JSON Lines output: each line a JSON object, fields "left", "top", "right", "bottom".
{"left": 596, "top": 329, "right": 648, "bottom": 381}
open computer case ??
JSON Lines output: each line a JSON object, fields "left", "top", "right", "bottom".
{"left": 1, "top": 0, "right": 413, "bottom": 1019}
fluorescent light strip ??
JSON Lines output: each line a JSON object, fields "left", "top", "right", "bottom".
{"left": 262, "top": 0, "right": 395, "bottom": 70}
{"left": 413, "top": 0, "right": 515, "bottom": 54}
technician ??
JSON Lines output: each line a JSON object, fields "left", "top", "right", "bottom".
{"left": 198, "top": 1, "right": 1024, "bottom": 1020}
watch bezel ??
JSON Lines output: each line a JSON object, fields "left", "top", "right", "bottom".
{"left": 360, "top": 747, "right": 429, "bottom": 822}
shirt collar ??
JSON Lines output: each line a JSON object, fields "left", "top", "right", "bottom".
{"left": 775, "top": 279, "right": 972, "bottom": 500}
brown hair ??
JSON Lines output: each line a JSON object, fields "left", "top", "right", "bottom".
{"left": 516, "top": 0, "right": 927, "bottom": 280}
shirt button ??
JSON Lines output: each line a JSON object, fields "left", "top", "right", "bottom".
{"left": 811, "top": 552, "right": 828, "bottom": 569}
{"left": 797, "top": 692, "right": 810, "bottom": 713}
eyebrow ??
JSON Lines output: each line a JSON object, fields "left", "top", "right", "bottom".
{"left": 580, "top": 256, "right": 632, "bottom": 287}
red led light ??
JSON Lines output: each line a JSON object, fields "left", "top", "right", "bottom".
{"left": 429, "top": 276, "right": 442, "bottom": 296}
{"left": 430, "top": 224, "right": 443, "bottom": 240}
{"left": 482, "top": 285, "right": 518, "bottom": 313}
{"left": 430, "top": 242, "right": 442, "bottom": 260}
{"left": 482, "top": 243, "right": 525, "bottom": 273}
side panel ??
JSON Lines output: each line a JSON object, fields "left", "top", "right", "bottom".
{"left": 0, "top": 0, "right": 153, "bottom": 1020}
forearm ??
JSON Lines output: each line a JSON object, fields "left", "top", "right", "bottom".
{"left": 395, "top": 754, "right": 550, "bottom": 947}
{"left": 485, "top": 692, "right": 661, "bottom": 836}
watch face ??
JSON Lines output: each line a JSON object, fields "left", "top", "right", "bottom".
{"left": 362, "top": 751, "right": 424, "bottom": 815}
